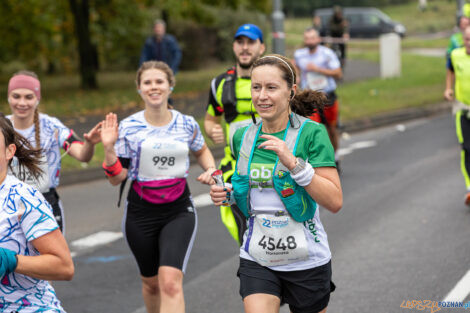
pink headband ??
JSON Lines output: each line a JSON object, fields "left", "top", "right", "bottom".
{"left": 8, "top": 75, "right": 41, "bottom": 101}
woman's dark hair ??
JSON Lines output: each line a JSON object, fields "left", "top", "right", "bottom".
{"left": 0, "top": 113, "right": 43, "bottom": 179}
{"left": 11, "top": 70, "right": 41, "bottom": 149}
{"left": 252, "top": 54, "right": 326, "bottom": 118}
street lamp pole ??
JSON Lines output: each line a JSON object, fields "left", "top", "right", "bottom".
{"left": 272, "top": 0, "right": 285, "bottom": 55}
{"left": 457, "top": 0, "right": 465, "bottom": 17}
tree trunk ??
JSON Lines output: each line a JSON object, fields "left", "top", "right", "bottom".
{"left": 68, "top": 0, "right": 98, "bottom": 89}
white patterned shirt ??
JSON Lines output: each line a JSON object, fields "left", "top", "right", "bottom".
{"left": 8, "top": 114, "right": 74, "bottom": 190}
{"left": 0, "top": 175, "right": 64, "bottom": 312}
{"left": 115, "top": 110, "right": 205, "bottom": 181}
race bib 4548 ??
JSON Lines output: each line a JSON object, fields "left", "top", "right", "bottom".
{"left": 246, "top": 213, "right": 309, "bottom": 267}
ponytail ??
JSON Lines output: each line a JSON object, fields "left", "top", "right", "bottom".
{"left": 290, "top": 90, "right": 326, "bottom": 118}
{"left": 0, "top": 113, "right": 43, "bottom": 179}
{"left": 33, "top": 107, "right": 40, "bottom": 149}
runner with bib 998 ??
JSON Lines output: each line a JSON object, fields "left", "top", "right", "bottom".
{"left": 210, "top": 54, "right": 342, "bottom": 313}
{"left": 100, "top": 61, "right": 216, "bottom": 313}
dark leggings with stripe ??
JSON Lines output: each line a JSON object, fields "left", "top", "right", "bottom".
{"left": 125, "top": 184, "right": 197, "bottom": 277}
{"left": 456, "top": 110, "right": 470, "bottom": 189}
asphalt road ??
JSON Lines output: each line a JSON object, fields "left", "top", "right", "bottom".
{"left": 53, "top": 113, "right": 470, "bottom": 313}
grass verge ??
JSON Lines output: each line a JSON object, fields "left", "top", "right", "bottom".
{"left": 338, "top": 52, "right": 445, "bottom": 121}
{"left": 62, "top": 52, "right": 445, "bottom": 171}
{"left": 0, "top": 64, "right": 230, "bottom": 118}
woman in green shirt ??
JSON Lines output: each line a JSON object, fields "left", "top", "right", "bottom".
{"left": 210, "top": 54, "right": 342, "bottom": 313}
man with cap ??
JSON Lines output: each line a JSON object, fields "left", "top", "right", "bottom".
{"left": 204, "top": 23, "right": 265, "bottom": 245}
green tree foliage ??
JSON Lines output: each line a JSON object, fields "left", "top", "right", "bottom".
{"left": 0, "top": 0, "right": 270, "bottom": 82}
{"left": 0, "top": 1, "right": 74, "bottom": 74}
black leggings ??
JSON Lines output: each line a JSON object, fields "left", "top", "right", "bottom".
{"left": 124, "top": 185, "right": 197, "bottom": 277}
{"left": 43, "top": 188, "right": 64, "bottom": 233}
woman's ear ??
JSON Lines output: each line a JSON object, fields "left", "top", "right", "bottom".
{"left": 6, "top": 143, "right": 16, "bottom": 161}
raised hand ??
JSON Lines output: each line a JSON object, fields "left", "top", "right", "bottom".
{"left": 83, "top": 121, "right": 102, "bottom": 145}
{"left": 101, "top": 113, "right": 119, "bottom": 149}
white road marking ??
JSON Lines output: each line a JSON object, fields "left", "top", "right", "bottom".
{"left": 68, "top": 193, "right": 216, "bottom": 259}
{"left": 396, "top": 124, "right": 406, "bottom": 132}
{"left": 337, "top": 140, "right": 377, "bottom": 157}
{"left": 443, "top": 269, "right": 470, "bottom": 302}
{"left": 349, "top": 140, "right": 377, "bottom": 149}
{"left": 193, "top": 193, "right": 214, "bottom": 208}
{"left": 337, "top": 147, "right": 353, "bottom": 157}
{"left": 71, "top": 231, "right": 123, "bottom": 249}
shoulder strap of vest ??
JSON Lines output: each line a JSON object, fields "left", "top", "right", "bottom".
{"left": 275, "top": 114, "right": 310, "bottom": 174}
{"left": 236, "top": 124, "right": 259, "bottom": 176}
{"left": 237, "top": 114, "right": 310, "bottom": 176}
{"left": 221, "top": 67, "right": 239, "bottom": 124}
{"left": 210, "top": 67, "right": 238, "bottom": 120}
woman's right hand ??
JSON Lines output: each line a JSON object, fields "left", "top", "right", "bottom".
{"left": 101, "top": 113, "right": 119, "bottom": 150}
{"left": 210, "top": 184, "right": 232, "bottom": 206}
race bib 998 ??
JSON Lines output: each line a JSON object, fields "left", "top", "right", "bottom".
{"left": 138, "top": 138, "right": 188, "bottom": 179}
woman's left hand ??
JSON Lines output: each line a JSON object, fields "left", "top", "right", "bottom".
{"left": 196, "top": 168, "right": 216, "bottom": 185}
{"left": 258, "top": 134, "right": 297, "bottom": 170}
{"left": 83, "top": 121, "right": 103, "bottom": 145}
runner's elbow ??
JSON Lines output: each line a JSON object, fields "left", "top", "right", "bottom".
{"left": 327, "top": 197, "right": 342, "bottom": 214}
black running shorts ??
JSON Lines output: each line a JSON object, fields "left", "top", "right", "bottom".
{"left": 124, "top": 183, "right": 197, "bottom": 277}
{"left": 238, "top": 258, "right": 335, "bottom": 313}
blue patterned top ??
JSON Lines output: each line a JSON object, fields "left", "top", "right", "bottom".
{"left": 0, "top": 175, "right": 64, "bottom": 312}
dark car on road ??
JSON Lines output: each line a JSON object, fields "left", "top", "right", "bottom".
{"left": 315, "top": 7, "right": 406, "bottom": 38}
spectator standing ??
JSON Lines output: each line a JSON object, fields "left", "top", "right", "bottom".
{"left": 139, "top": 19, "right": 182, "bottom": 74}
{"left": 328, "top": 6, "right": 349, "bottom": 68}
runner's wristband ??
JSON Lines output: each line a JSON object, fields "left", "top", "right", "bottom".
{"left": 290, "top": 163, "right": 315, "bottom": 186}
{"left": 102, "top": 159, "right": 123, "bottom": 177}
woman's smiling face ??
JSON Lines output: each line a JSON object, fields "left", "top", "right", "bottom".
{"left": 138, "top": 68, "right": 172, "bottom": 109}
{"left": 251, "top": 65, "right": 291, "bottom": 123}
{"left": 8, "top": 88, "right": 38, "bottom": 121}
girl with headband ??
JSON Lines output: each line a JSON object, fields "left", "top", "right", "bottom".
{"left": 210, "top": 54, "right": 343, "bottom": 313}
{"left": 100, "top": 61, "right": 216, "bottom": 313}
{"left": 7, "top": 70, "right": 102, "bottom": 233}
{"left": 0, "top": 113, "right": 74, "bottom": 312}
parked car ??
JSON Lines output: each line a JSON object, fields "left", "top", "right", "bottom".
{"left": 315, "top": 7, "right": 406, "bottom": 38}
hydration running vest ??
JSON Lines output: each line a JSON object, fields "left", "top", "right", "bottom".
{"left": 231, "top": 113, "right": 318, "bottom": 222}
{"left": 211, "top": 67, "right": 254, "bottom": 124}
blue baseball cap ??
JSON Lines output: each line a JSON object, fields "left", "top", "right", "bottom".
{"left": 234, "top": 24, "right": 263, "bottom": 43}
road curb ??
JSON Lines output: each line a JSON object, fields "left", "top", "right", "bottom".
{"left": 60, "top": 101, "right": 452, "bottom": 186}
{"left": 341, "top": 101, "right": 452, "bottom": 133}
